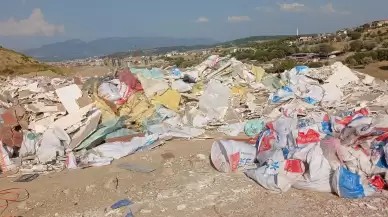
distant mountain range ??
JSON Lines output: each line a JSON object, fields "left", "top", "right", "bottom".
{"left": 23, "top": 37, "right": 219, "bottom": 61}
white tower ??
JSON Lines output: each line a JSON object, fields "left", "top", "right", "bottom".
{"left": 297, "top": 28, "right": 299, "bottom": 36}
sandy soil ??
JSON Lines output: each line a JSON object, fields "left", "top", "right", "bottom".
{"left": 1, "top": 139, "right": 388, "bottom": 217}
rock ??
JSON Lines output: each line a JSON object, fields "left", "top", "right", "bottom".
{"left": 104, "top": 177, "right": 118, "bottom": 190}
{"left": 85, "top": 184, "right": 96, "bottom": 193}
{"left": 196, "top": 154, "right": 206, "bottom": 160}
{"left": 62, "top": 189, "right": 70, "bottom": 195}
{"left": 365, "top": 203, "right": 378, "bottom": 211}
{"left": 190, "top": 159, "right": 204, "bottom": 170}
{"left": 177, "top": 204, "right": 186, "bottom": 211}
{"left": 140, "top": 209, "right": 151, "bottom": 214}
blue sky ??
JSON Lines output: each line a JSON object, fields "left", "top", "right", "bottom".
{"left": 0, "top": 0, "right": 387, "bottom": 51}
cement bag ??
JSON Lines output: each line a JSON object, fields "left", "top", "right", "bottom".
{"left": 19, "top": 131, "right": 40, "bottom": 158}
{"left": 199, "top": 80, "right": 230, "bottom": 120}
{"left": 245, "top": 150, "right": 305, "bottom": 193}
{"left": 292, "top": 144, "right": 333, "bottom": 192}
{"left": 244, "top": 119, "right": 265, "bottom": 137}
{"left": 98, "top": 82, "right": 121, "bottom": 102}
{"left": 295, "top": 65, "right": 309, "bottom": 73}
{"left": 272, "top": 116, "right": 296, "bottom": 149}
{"left": 330, "top": 108, "right": 369, "bottom": 134}
{"left": 270, "top": 86, "right": 294, "bottom": 103}
{"left": 210, "top": 140, "right": 256, "bottom": 173}
{"left": 93, "top": 136, "right": 157, "bottom": 160}
{"left": 300, "top": 85, "right": 324, "bottom": 105}
{"left": 255, "top": 128, "right": 277, "bottom": 166}
{"left": 0, "top": 142, "right": 16, "bottom": 172}
{"left": 37, "top": 127, "right": 70, "bottom": 163}
{"left": 172, "top": 79, "right": 192, "bottom": 93}
{"left": 320, "top": 136, "right": 343, "bottom": 170}
{"left": 331, "top": 166, "right": 380, "bottom": 198}
{"left": 340, "top": 116, "right": 374, "bottom": 147}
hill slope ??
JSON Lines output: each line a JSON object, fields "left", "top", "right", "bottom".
{"left": 0, "top": 47, "right": 69, "bottom": 75}
{"left": 24, "top": 37, "right": 218, "bottom": 61}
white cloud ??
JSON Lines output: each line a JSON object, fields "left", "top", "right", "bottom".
{"left": 255, "top": 6, "right": 273, "bottom": 13}
{"left": 228, "top": 16, "right": 251, "bottom": 22}
{"left": 277, "top": 2, "right": 306, "bottom": 12}
{"left": 196, "top": 17, "right": 209, "bottom": 23}
{"left": 320, "top": 3, "right": 350, "bottom": 15}
{"left": 0, "top": 8, "right": 64, "bottom": 36}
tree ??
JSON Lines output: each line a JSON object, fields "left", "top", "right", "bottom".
{"left": 300, "top": 46, "right": 310, "bottom": 53}
{"left": 349, "top": 40, "right": 363, "bottom": 52}
{"left": 378, "top": 30, "right": 382, "bottom": 35}
{"left": 363, "top": 41, "right": 377, "bottom": 51}
{"left": 318, "top": 44, "right": 335, "bottom": 53}
{"left": 348, "top": 31, "right": 362, "bottom": 40}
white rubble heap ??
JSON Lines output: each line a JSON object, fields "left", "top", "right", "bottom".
{"left": 0, "top": 54, "right": 388, "bottom": 199}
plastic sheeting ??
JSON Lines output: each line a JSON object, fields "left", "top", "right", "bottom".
{"left": 199, "top": 80, "right": 230, "bottom": 120}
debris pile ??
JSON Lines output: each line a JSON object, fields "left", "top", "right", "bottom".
{"left": 1, "top": 54, "right": 388, "bottom": 199}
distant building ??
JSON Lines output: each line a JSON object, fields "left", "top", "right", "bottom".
{"left": 298, "top": 36, "right": 313, "bottom": 42}
{"left": 372, "top": 20, "right": 388, "bottom": 27}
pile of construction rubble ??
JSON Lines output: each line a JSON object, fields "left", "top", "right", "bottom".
{"left": 1, "top": 54, "right": 388, "bottom": 198}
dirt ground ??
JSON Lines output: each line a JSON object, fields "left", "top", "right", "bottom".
{"left": 1, "top": 138, "right": 388, "bottom": 217}
{"left": 356, "top": 61, "right": 388, "bottom": 80}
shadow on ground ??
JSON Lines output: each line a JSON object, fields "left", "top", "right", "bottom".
{"left": 379, "top": 65, "right": 388, "bottom": 71}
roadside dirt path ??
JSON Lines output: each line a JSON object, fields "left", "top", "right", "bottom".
{"left": 1, "top": 139, "right": 388, "bottom": 217}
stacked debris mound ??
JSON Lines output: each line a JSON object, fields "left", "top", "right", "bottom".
{"left": 209, "top": 61, "right": 388, "bottom": 198}
{"left": 1, "top": 53, "right": 388, "bottom": 200}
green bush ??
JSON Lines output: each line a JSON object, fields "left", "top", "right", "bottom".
{"left": 306, "top": 62, "right": 324, "bottom": 68}
{"left": 348, "top": 31, "right": 362, "bottom": 40}
{"left": 362, "top": 56, "right": 374, "bottom": 65}
{"left": 363, "top": 41, "right": 377, "bottom": 51}
{"left": 349, "top": 40, "right": 363, "bottom": 52}
{"left": 382, "top": 41, "right": 388, "bottom": 48}
{"left": 318, "top": 44, "right": 335, "bottom": 53}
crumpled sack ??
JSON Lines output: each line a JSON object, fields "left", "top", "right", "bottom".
{"left": 245, "top": 150, "right": 305, "bottom": 193}
{"left": 199, "top": 80, "right": 230, "bottom": 120}
{"left": 244, "top": 119, "right": 265, "bottom": 137}
{"left": 19, "top": 131, "right": 41, "bottom": 158}
{"left": 98, "top": 82, "right": 122, "bottom": 102}
{"left": 36, "top": 126, "right": 70, "bottom": 163}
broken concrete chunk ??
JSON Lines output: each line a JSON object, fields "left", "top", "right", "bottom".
{"left": 55, "top": 84, "right": 83, "bottom": 114}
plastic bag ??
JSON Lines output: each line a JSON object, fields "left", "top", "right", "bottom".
{"left": 210, "top": 140, "right": 256, "bottom": 173}
{"left": 98, "top": 82, "right": 121, "bottom": 102}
